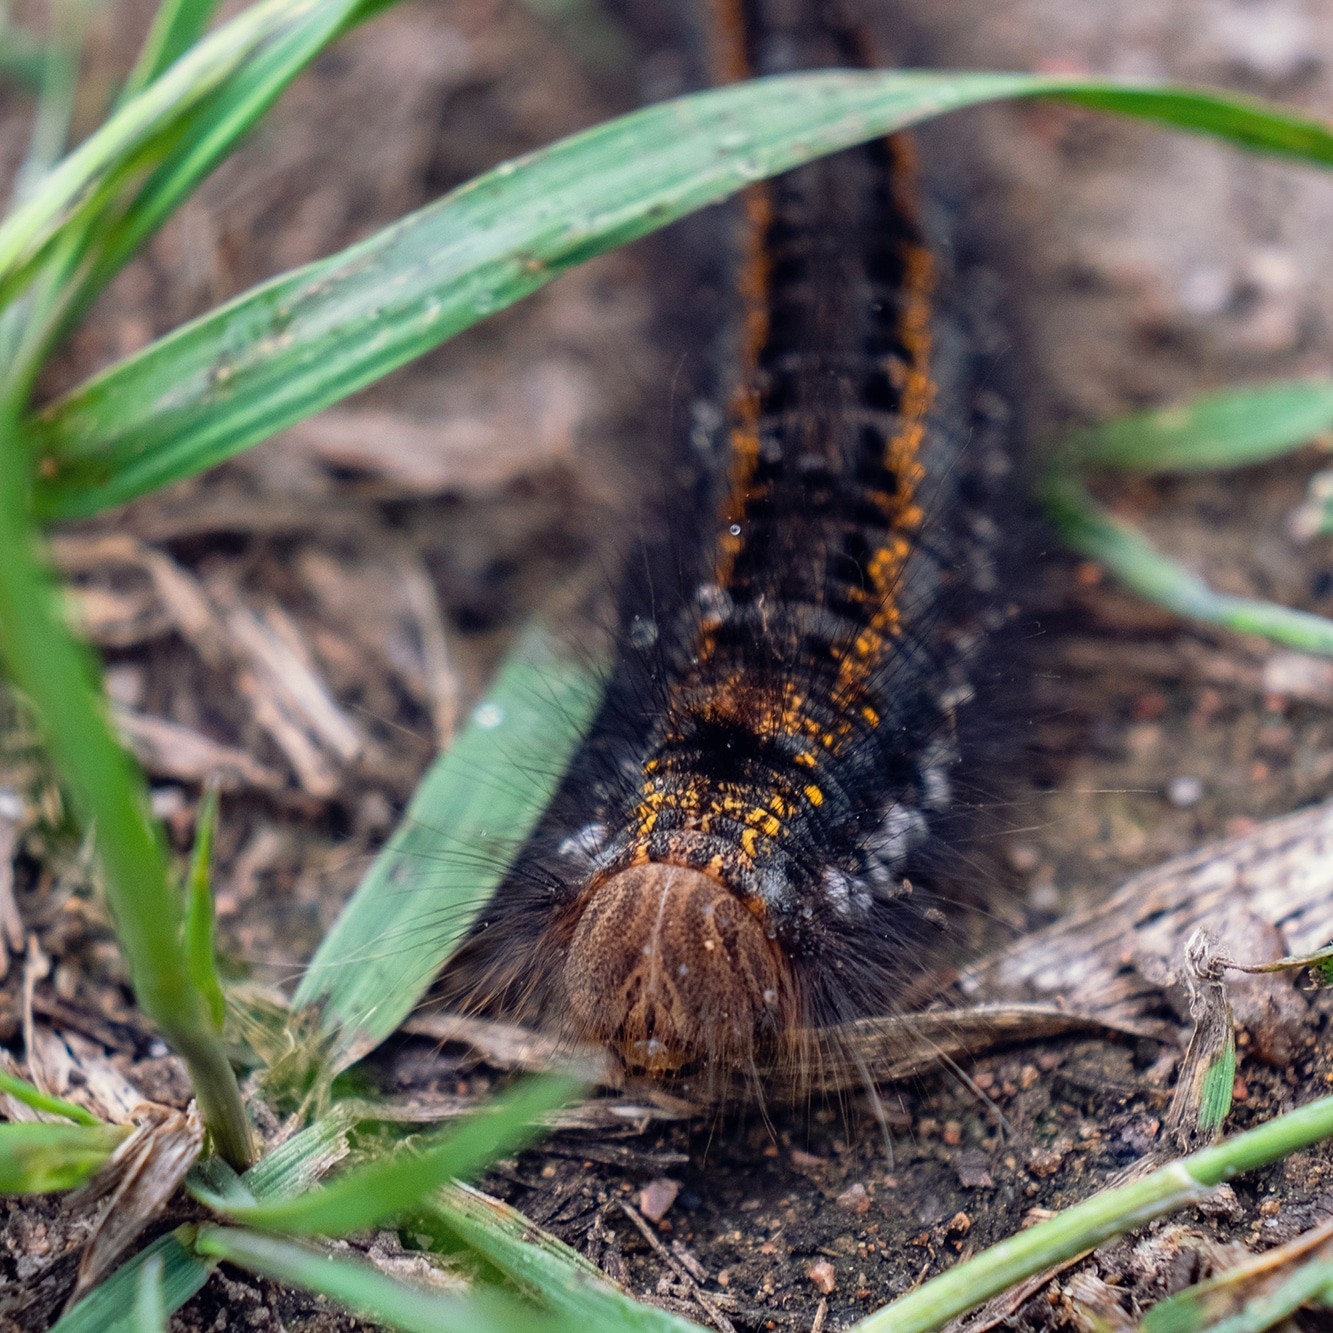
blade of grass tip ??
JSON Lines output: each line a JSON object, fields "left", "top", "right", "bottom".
{"left": 0, "top": 409, "right": 251, "bottom": 1167}
{"left": 120, "top": 0, "right": 223, "bottom": 104}
{"left": 1053, "top": 83, "right": 1333, "bottom": 161}
{"left": 294, "top": 623, "right": 603, "bottom": 1071}
{"left": 1041, "top": 472, "right": 1333, "bottom": 656}
{"left": 855, "top": 1093, "right": 1333, "bottom": 1333}
{"left": 1065, "top": 379, "right": 1333, "bottom": 473}
{"left": 423, "top": 1183, "right": 703, "bottom": 1332}
{"left": 0, "top": 1066, "right": 105, "bottom": 1125}
{"left": 0, "top": 0, "right": 335, "bottom": 301}
{"left": 131, "top": 1252, "right": 166, "bottom": 1333}
{"left": 51, "top": 1229, "right": 215, "bottom": 1333}
{"left": 30, "top": 71, "right": 1333, "bottom": 521}
{"left": 183, "top": 784, "right": 226, "bottom": 1031}
{"left": 191, "top": 1226, "right": 575, "bottom": 1333}
{"left": 0, "top": 1121, "right": 129, "bottom": 1192}
{"left": 210, "top": 1075, "right": 580, "bottom": 1237}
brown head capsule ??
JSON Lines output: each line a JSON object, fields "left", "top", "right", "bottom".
{"left": 563, "top": 863, "right": 792, "bottom": 1073}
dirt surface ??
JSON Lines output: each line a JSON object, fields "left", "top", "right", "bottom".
{"left": 3, "top": 0, "right": 1333, "bottom": 1329}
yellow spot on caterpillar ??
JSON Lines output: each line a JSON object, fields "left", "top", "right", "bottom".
{"left": 745, "top": 806, "right": 781, "bottom": 837}
{"left": 795, "top": 752, "right": 816, "bottom": 768}
{"left": 861, "top": 705, "right": 880, "bottom": 728}
{"left": 804, "top": 785, "right": 824, "bottom": 807}
{"left": 741, "top": 828, "right": 759, "bottom": 858}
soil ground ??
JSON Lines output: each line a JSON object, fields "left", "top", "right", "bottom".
{"left": 3, "top": 0, "right": 1333, "bottom": 1329}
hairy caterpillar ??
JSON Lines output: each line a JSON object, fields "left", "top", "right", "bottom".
{"left": 436, "top": 0, "right": 1019, "bottom": 1090}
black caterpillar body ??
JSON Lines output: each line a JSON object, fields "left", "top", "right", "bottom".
{"left": 437, "top": 0, "right": 1018, "bottom": 1088}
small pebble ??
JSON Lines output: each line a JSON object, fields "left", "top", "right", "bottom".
{"left": 807, "top": 1260, "right": 837, "bottom": 1295}
{"left": 1029, "top": 1144, "right": 1068, "bottom": 1178}
{"left": 638, "top": 1178, "right": 680, "bottom": 1224}
{"left": 836, "top": 1182, "right": 870, "bottom": 1215}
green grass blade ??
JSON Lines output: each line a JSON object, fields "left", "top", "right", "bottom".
{"left": 242, "top": 1103, "right": 359, "bottom": 1200}
{"left": 191, "top": 1226, "right": 572, "bottom": 1333}
{"left": 1056, "top": 84, "right": 1333, "bottom": 159}
{"left": 31, "top": 71, "right": 1333, "bottom": 520}
{"left": 0, "top": 1121, "right": 128, "bottom": 1192}
{"left": 1042, "top": 473, "right": 1333, "bottom": 656}
{"left": 0, "top": 1067, "right": 105, "bottom": 1125}
{"left": 295, "top": 624, "right": 602, "bottom": 1069}
{"left": 182, "top": 785, "right": 226, "bottom": 1031}
{"left": 425, "top": 1183, "right": 703, "bottom": 1332}
{"left": 0, "top": 0, "right": 317, "bottom": 303}
{"left": 856, "top": 1093, "right": 1333, "bottom": 1333}
{"left": 121, "top": 0, "right": 222, "bottom": 104}
{"left": 1144, "top": 1246, "right": 1333, "bottom": 1332}
{"left": 203, "top": 1075, "right": 579, "bottom": 1236}
{"left": 51, "top": 1230, "right": 215, "bottom": 1333}
{"left": 0, "top": 410, "right": 251, "bottom": 1167}
{"left": 74, "top": 0, "right": 384, "bottom": 323}
{"left": 1066, "top": 379, "right": 1333, "bottom": 472}
{"left": 5, "top": 0, "right": 392, "bottom": 405}
{"left": 131, "top": 1253, "right": 166, "bottom": 1333}
{"left": 1196, "top": 1033, "right": 1237, "bottom": 1140}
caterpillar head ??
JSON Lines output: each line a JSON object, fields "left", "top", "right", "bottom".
{"left": 562, "top": 862, "right": 792, "bottom": 1074}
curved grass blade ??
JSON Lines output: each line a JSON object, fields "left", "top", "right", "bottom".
{"left": 191, "top": 1226, "right": 575, "bottom": 1333}
{"left": 425, "top": 1182, "right": 702, "bottom": 1332}
{"left": 7, "top": 0, "right": 393, "bottom": 400}
{"left": 0, "top": 1067, "right": 105, "bottom": 1125}
{"left": 120, "top": 0, "right": 223, "bottom": 105}
{"left": 196, "top": 1075, "right": 579, "bottom": 1237}
{"left": 294, "top": 623, "right": 602, "bottom": 1070}
{"left": 1142, "top": 1217, "right": 1333, "bottom": 1332}
{"left": 30, "top": 71, "right": 1333, "bottom": 520}
{"left": 81, "top": 0, "right": 393, "bottom": 318}
{"left": 0, "top": 0, "right": 327, "bottom": 303}
{"left": 183, "top": 785, "right": 226, "bottom": 1031}
{"left": 0, "top": 410, "right": 251, "bottom": 1168}
{"left": 856, "top": 1093, "right": 1333, "bottom": 1333}
{"left": 1066, "top": 378, "right": 1333, "bottom": 473}
{"left": 131, "top": 1252, "right": 166, "bottom": 1333}
{"left": 1042, "top": 473, "right": 1333, "bottom": 656}
{"left": 0, "top": 1121, "right": 128, "bottom": 1192}
{"left": 51, "top": 1230, "right": 215, "bottom": 1333}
